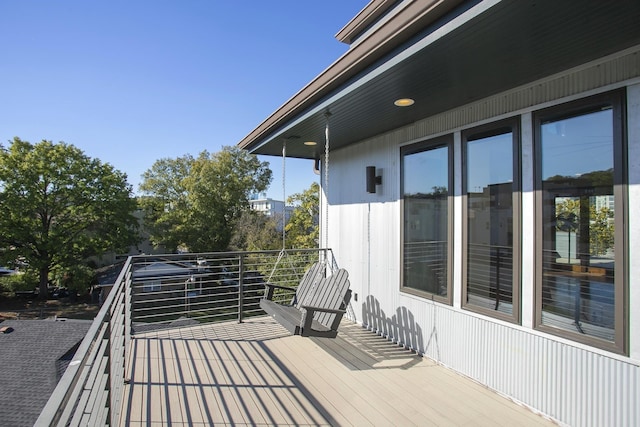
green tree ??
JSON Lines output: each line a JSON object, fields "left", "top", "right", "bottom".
{"left": 555, "top": 198, "right": 614, "bottom": 256}
{"left": 590, "top": 205, "right": 614, "bottom": 256}
{"left": 285, "top": 182, "right": 319, "bottom": 249}
{"left": 229, "top": 210, "right": 280, "bottom": 251}
{"left": 555, "top": 198, "right": 580, "bottom": 233}
{"left": 138, "top": 154, "right": 194, "bottom": 251}
{"left": 0, "top": 138, "right": 139, "bottom": 298}
{"left": 140, "top": 146, "right": 272, "bottom": 252}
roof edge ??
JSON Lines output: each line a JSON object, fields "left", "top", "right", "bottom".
{"left": 237, "top": 0, "right": 464, "bottom": 152}
{"left": 334, "top": 0, "right": 399, "bottom": 45}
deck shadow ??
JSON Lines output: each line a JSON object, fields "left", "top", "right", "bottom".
{"left": 309, "top": 320, "right": 426, "bottom": 371}
{"left": 123, "top": 318, "right": 339, "bottom": 425}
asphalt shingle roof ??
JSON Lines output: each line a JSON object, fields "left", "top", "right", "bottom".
{"left": 0, "top": 318, "right": 91, "bottom": 427}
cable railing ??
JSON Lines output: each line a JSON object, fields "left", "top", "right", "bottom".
{"left": 129, "top": 249, "right": 333, "bottom": 333}
{"left": 540, "top": 248, "right": 615, "bottom": 341}
{"left": 403, "top": 240, "right": 448, "bottom": 295}
{"left": 34, "top": 248, "right": 333, "bottom": 426}
{"left": 466, "top": 243, "right": 513, "bottom": 311}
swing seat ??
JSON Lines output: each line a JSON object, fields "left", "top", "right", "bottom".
{"left": 261, "top": 268, "right": 351, "bottom": 338}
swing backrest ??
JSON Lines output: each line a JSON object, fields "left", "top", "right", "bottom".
{"left": 304, "top": 268, "right": 351, "bottom": 328}
{"left": 293, "top": 262, "right": 326, "bottom": 309}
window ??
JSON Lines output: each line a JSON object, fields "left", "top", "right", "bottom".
{"left": 142, "top": 280, "right": 161, "bottom": 292}
{"left": 462, "top": 119, "right": 520, "bottom": 322}
{"left": 535, "top": 91, "right": 626, "bottom": 353}
{"left": 401, "top": 136, "right": 452, "bottom": 302}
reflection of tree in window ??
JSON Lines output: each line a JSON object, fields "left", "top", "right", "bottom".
{"left": 555, "top": 196, "right": 614, "bottom": 258}
{"left": 539, "top": 102, "right": 618, "bottom": 345}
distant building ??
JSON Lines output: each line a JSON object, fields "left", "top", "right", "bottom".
{"left": 249, "top": 196, "right": 293, "bottom": 230}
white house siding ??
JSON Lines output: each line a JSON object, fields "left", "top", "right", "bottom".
{"left": 322, "top": 47, "right": 640, "bottom": 426}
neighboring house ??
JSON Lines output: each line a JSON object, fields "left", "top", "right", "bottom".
{"left": 0, "top": 319, "right": 91, "bottom": 427}
{"left": 96, "top": 260, "right": 197, "bottom": 306}
{"left": 97, "top": 258, "right": 234, "bottom": 309}
{"left": 131, "top": 260, "right": 198, "bottom": 293}
{"left": 238, "top": 1, "right": 640, "bottom": 426}
{"left": 131, "top": 259, "right": 237, "bottom": 304}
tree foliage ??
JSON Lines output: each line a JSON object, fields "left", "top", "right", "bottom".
{"left": 139, "top": 146, "right": 272, "bottom": 252}
{"left": 555, "top": 197, "right": 614, "bottom": 256}
{"left": 285, "top": 182, "right": 319, "bottom": 249}
{"left": 138, "top": 155, "right": 194, "bottom": 252}
{"left": 0, "top": 138, "right": 140, "bottom": 297}
{"left": 229, "top": 210, "right": 281, "bottom": 251}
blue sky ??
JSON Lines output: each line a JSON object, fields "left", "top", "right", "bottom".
{"left": 0, "top": 1, "right": 366, "bottom": 199}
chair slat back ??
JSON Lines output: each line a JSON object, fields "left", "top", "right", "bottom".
{"left": 307, "top": 269, "right": 350, "bottom": 327}
{"left": 293, "top": 262, "right": 326, "bottom": 309}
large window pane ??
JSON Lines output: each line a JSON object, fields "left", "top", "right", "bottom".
{"left": 539, "top": 106, "right": 617, "bottom": 343}
{"left": 465, "top": 128, "right": 517, "bottom": 319}
{"left": 402, "top": 142, "right": 450, "bottom": 299}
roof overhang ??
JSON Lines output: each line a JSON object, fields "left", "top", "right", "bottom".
{"left": 238, "top": 0, "right": 640, "bottom": 160}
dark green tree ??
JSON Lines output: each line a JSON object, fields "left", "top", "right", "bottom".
{"left": 140, "top": 146, "right": 272, "bottom": 252}
{"left": 229, "top": 210, "right": 281, "bottom": 251}
{"left": 138, "top": 154, "right": 194, "bottom": 252}
{"left": 0, "top": 138, "right": 140, "bottom": 298}
{"left": 285, "top": 182, "right": 319, "bottom": 249}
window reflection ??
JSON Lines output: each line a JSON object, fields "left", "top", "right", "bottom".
{"left": 540, "top": 107, "right": 615, "bottom": 342}
{"left": 465, "top": 130, "right": 515, "bottom": 316}
{"left": 402, "top": 143, "right": 449, "bottom": 297}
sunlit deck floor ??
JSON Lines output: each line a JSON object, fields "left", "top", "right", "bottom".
{"left": 121, "top": 317, "right": 554, "bottom": 426}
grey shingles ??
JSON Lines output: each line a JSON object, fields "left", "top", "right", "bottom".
{"left": 0, "top": 318, "right": 91, "bottom": 427}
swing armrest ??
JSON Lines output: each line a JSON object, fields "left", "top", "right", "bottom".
{"left": 263, "top": 283, "right": 297, "bottom": 300}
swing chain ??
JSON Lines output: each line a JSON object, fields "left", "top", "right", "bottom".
{"left": 324, "top": 111, "right": 331, "bottom": 256}
{"left": 282, "top": 139, "right": 287, "bottom": 250}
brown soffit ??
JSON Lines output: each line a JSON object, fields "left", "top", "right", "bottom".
{"left": 237, "top": 0, "right": 464, "bottom": 152}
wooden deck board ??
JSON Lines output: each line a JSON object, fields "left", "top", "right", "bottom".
{"left": 272, "top": 335, "right": 407, "bottom": 426}
{"left": 121, "top": 317, "right": 555, "bottom": 426}
{"left": 148, "top": 351, "right": 167, "bottom": 423}
{"left": 266, "top": 328, "right": 456, "bottom": 426}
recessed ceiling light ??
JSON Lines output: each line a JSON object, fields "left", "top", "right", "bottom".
{"left": 394, "top": 98, "right": 415, "bottom": 107}
{"left": 303, "top": 141, "right": 317, "bottom": 146}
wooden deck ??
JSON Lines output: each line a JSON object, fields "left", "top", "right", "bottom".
{"left": 121, "top": 317, "right": 555, "bottom": 426}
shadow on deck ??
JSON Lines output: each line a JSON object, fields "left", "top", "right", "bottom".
{"left": 122, "top": 317, "right": 554, "bottom": 426}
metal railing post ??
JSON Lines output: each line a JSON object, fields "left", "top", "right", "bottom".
{"left": 104, "top": 310, "right": 114, "bottom": 426}
{"left": 124, "top": 267, "right": 131, "bottom": 378}
{"left": 238, "top": 254, "right": 244, "bottom": 323}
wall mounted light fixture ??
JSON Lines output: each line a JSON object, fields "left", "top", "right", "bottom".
{"left": 366, "top": 166, "right": 382, "bottom": 193}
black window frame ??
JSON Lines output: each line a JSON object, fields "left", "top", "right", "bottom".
{"left": 461, "top": 117, "right": 521, "bottom": 323}
{"left": 533, "top": 89, "right": 627, "bottom": 354}
{"left": 400, "top": 135, "right": 454, "bottom": 304}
